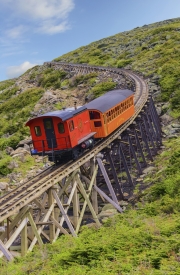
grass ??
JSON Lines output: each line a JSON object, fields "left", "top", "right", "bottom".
{"left": 54, "top": 18, "right": 180, "bottom": 117}
{"left": 0, "top": 136, "right": 180, "bottom": 274}
{"left": 0, "top": 17, "right": 180, "bottom": 274}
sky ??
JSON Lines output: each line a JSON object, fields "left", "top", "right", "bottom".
{"left": 0, "top": 0, "right": 180, "bottom": 81}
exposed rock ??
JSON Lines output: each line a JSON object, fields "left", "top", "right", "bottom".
{"left": 0, "top": 182, "right": 9, "bottom": 190}
{"left": 162, "top": 125, "right": 180, "bottom": 136}
{"left": 6, "top": 146, "right": 14, "bottom": 155}
{"left": 17, "top": 139, "right": 32, "bottom": 147}
{"left": 160, "top": 114, "right": 173, "bottom": 125}
{"left": 155, "top": 106, "right": 162, "bottom": 116}
{"left": 143, "top": 166, "right": 155, "bottom": 174}
{"left": 10, "top": 147, "right": 30, "bottom": 157}
{"left": 102, "top": 203, "right": 116, "bottom": 211}
{"left": 7, "top": 161, "right": 18, "bottom": 169}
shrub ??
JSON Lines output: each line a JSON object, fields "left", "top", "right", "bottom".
{"left": 117, "top": 59, "right": 132, "bottom": 68}
{"left": 39, "top": 70, "right": 67, "bottom": 89}
{"left": 90, "top": 81, "right": 116, "bottom": 97}
{"left": 0, "top": 155, "right": 13, "bottom": 176}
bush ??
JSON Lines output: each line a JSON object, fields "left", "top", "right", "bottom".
{"left": 117, "top": 59, "right": 132, "bottom": 68}
{"left": 90, "top": 81, "right": 116, "bottom": 97}
{"left": 171, "top": 89, "right": 180, "bottom": 110}
{"left": 39, "top": 70, "right": 67, "bottom": 89}
{"left": 0, "top": 155, "right": 13, "bottom": 176}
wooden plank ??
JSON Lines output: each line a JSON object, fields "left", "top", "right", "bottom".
{"left": 54, "top": 175, "right": 79, "bottom": 240}
{"left": 94, "top": 185, "right": 123, "bottom": 213}
{"left": 27, "top": 213, "right": 43, "bottom": 248}
{"left": 49, "top": 216, "right": 69, "bottom": 235}
{"left": 75, "top": 165, "right": 99, "bottom": 233}
{"left": 73, "top": 185, "right": 79, "bottom": 229}
{"left": 28, "top": 203, "right": 54, "bottom": 252}
{"left": 97, "top": 157, "right": 119, "bottom": 204}
{"left": 0, "top": 217, "right": 28, "bottom": 258}
{"left": 53, "top": 190, "right": 77, "bottom": 237}
{"left": 48, "top": 188, "right": 55, "bottom": 242}
{"left": 90, "top": 158, "right": 98, "bottom": 214}
{"left": 32, "top": 199, "right": 69, "bottom": 235}
{"left": 21, "top": 223, "right": 27, "bottom": 256}
{"left": 34, "top": 193, "right": 47, "bottom": 223}
{"left": 0, "top": 240, "right": 13, "bottom": 261}
{"left": 0, "top": 206, "right": 29, "bottom": 241}
{"left": 75, "top": 174, "right": 101, "bottom": 228}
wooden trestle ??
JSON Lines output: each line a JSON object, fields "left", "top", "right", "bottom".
{"left": 0, "top": 64, "right": 161, "bottom": 261}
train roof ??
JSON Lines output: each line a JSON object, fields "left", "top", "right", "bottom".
{"left": 85, "top": 89, "right": 134, "bottom": 113}
{"left": 26, "top": 106, "right": 86, "bottom": 125}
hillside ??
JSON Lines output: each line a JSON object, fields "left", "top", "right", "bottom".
{"left": 0, "top": 18, "right": 180, "bottom": 274}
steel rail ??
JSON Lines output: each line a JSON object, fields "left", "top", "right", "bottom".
{"left": 0, "top": 64, "right": 148, "bottom": 223}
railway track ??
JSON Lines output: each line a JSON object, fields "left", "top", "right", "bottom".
{"left": 0, "top": 64, "right": 148, "bottom": 223}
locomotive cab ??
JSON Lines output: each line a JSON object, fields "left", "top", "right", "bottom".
{"left": 26, "top": 106, "right": 95, "bottom": 162}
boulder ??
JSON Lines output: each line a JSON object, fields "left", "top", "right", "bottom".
{"left": 10, "top": 147, "right": 30, "bottom": 157}
{"left": 6, "top": 146, "right": 14, "bottom": 155}
{"left": 17, "top": 139, "right": 32, "bottom": 147}
{"left": 143, "top": 166, "right": 155, "bottom": 174}
{"left": 0, "top": 182, "right": 9, "bottom": 190}
{"left": 160, "top": 114, "right": 173, "bottom": 125}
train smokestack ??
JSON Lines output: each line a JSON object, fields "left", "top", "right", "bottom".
{"left": 74, "top": 101, "right": 77, "bottom": 110}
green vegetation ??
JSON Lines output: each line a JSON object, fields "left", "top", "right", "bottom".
{"left": 0, "top": 137, "right": 180, "bottom": 274}
{"left": 0, "top": 153, "right": 13, "bottom": 176}
{"left": 69, "top": 72, "right": 98, "bottom": 88}
{"left": 0, "top": 80, "right": 15, "bottom": 91}
{"left": 54, "top": 18, "right": 180, "bottom": 117}
{"left": 0, "top": 17, "right": 180, "bottom": 274}
{"left": 0, "top": 86, "right": 20, "bottom": 101}
{"left": 0, "top": 87, "right": 44, "bottom": 175}
{"left": 90, "top": 80, "right": 116, "bottom": 98}
{"left": 0, "top": 87, "right": 44, "bottom": 150}
{"left": 38, "top": 68, "right": 67, "bottom": 89}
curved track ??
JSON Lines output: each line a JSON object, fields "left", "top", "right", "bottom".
{"left": 0, "top": 63, "right": 148, "bottom": 223}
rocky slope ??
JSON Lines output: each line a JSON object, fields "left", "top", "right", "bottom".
{"left": 0, "top": 17, "right": 180, "bottom": 194}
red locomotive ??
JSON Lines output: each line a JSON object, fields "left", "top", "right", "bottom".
{"left": 26, "top": 89, "right": 134, "bottom": 163}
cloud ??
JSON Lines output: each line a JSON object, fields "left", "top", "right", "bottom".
{"left": 6, "top": 25, "right": 27, "bottom": 39}
{"left": 6, "top": 61, "right": 37, "bottom": 78}
{"left": 15, "top": 0, "right": 74, "bottom": 20}
{"left": 38, "top": 20, "right": 70, "bottom": 34}
{"left": 1, "top": 0, "right": 75, "bottom": 34}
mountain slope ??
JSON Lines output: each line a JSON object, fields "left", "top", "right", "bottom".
{"left": 0, "top": 18, "right": 180, "bottom": 274}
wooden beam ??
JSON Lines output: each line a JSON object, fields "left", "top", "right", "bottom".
{"left": 53, "top": 190, "right": 77, "bottom": 237}
{"left": 90, "top": 158, "right": 98, "bottom": 214}
{"left": 28, "top": 203, "right": 55, "bottom": 252}
{"left": 0, "top": 217, "right": 28, "bottom": 258}
{"left": 0, "top": 206, "right": 29, "bottom": 241}
{"left": 27, "top": 213, "right": 43, "bottom": 248}
{"left": 75, "top": 165, "right": 99, "bottom": 233}
{"left": 94, "top": 186, "right": 123, "bottom": 213}
{"left": 0, "top": 240, "right": 13, "bottom": 261}
{"left": 48, "top": 188, "right": 55, "bottom": 242}
{"left": 33, "top": 198, "right": 69, "bottom": 236}
{"left": 75, "top": 174, "right": 101, "bottom": 229}
{"left": 21, "top": 223, "right": 27, "bottom": 256}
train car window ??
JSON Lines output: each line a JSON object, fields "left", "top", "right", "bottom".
{"left": 94, "top": 121, "right": 102, "bottom": 127}
{"left": 89, "top": 111, "right": 94, "bottom": 120}
{"left": 58, "top": 123, "right": 65, "bottom": 134}
{"left": 45, "top": 120, "right": 52, "bottom": 129}
{"left": 89, "top": 111, "right": 100, "bottom": 120}
{"left": 69, "top": 120, "right": 74, "bottom": 132}
{"left": 34, "top": 126, "right": 42, "bottom": 136}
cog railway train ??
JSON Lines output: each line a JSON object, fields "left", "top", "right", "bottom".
{"left": 26, "top": 89, "right": 135, "bottom": 163}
